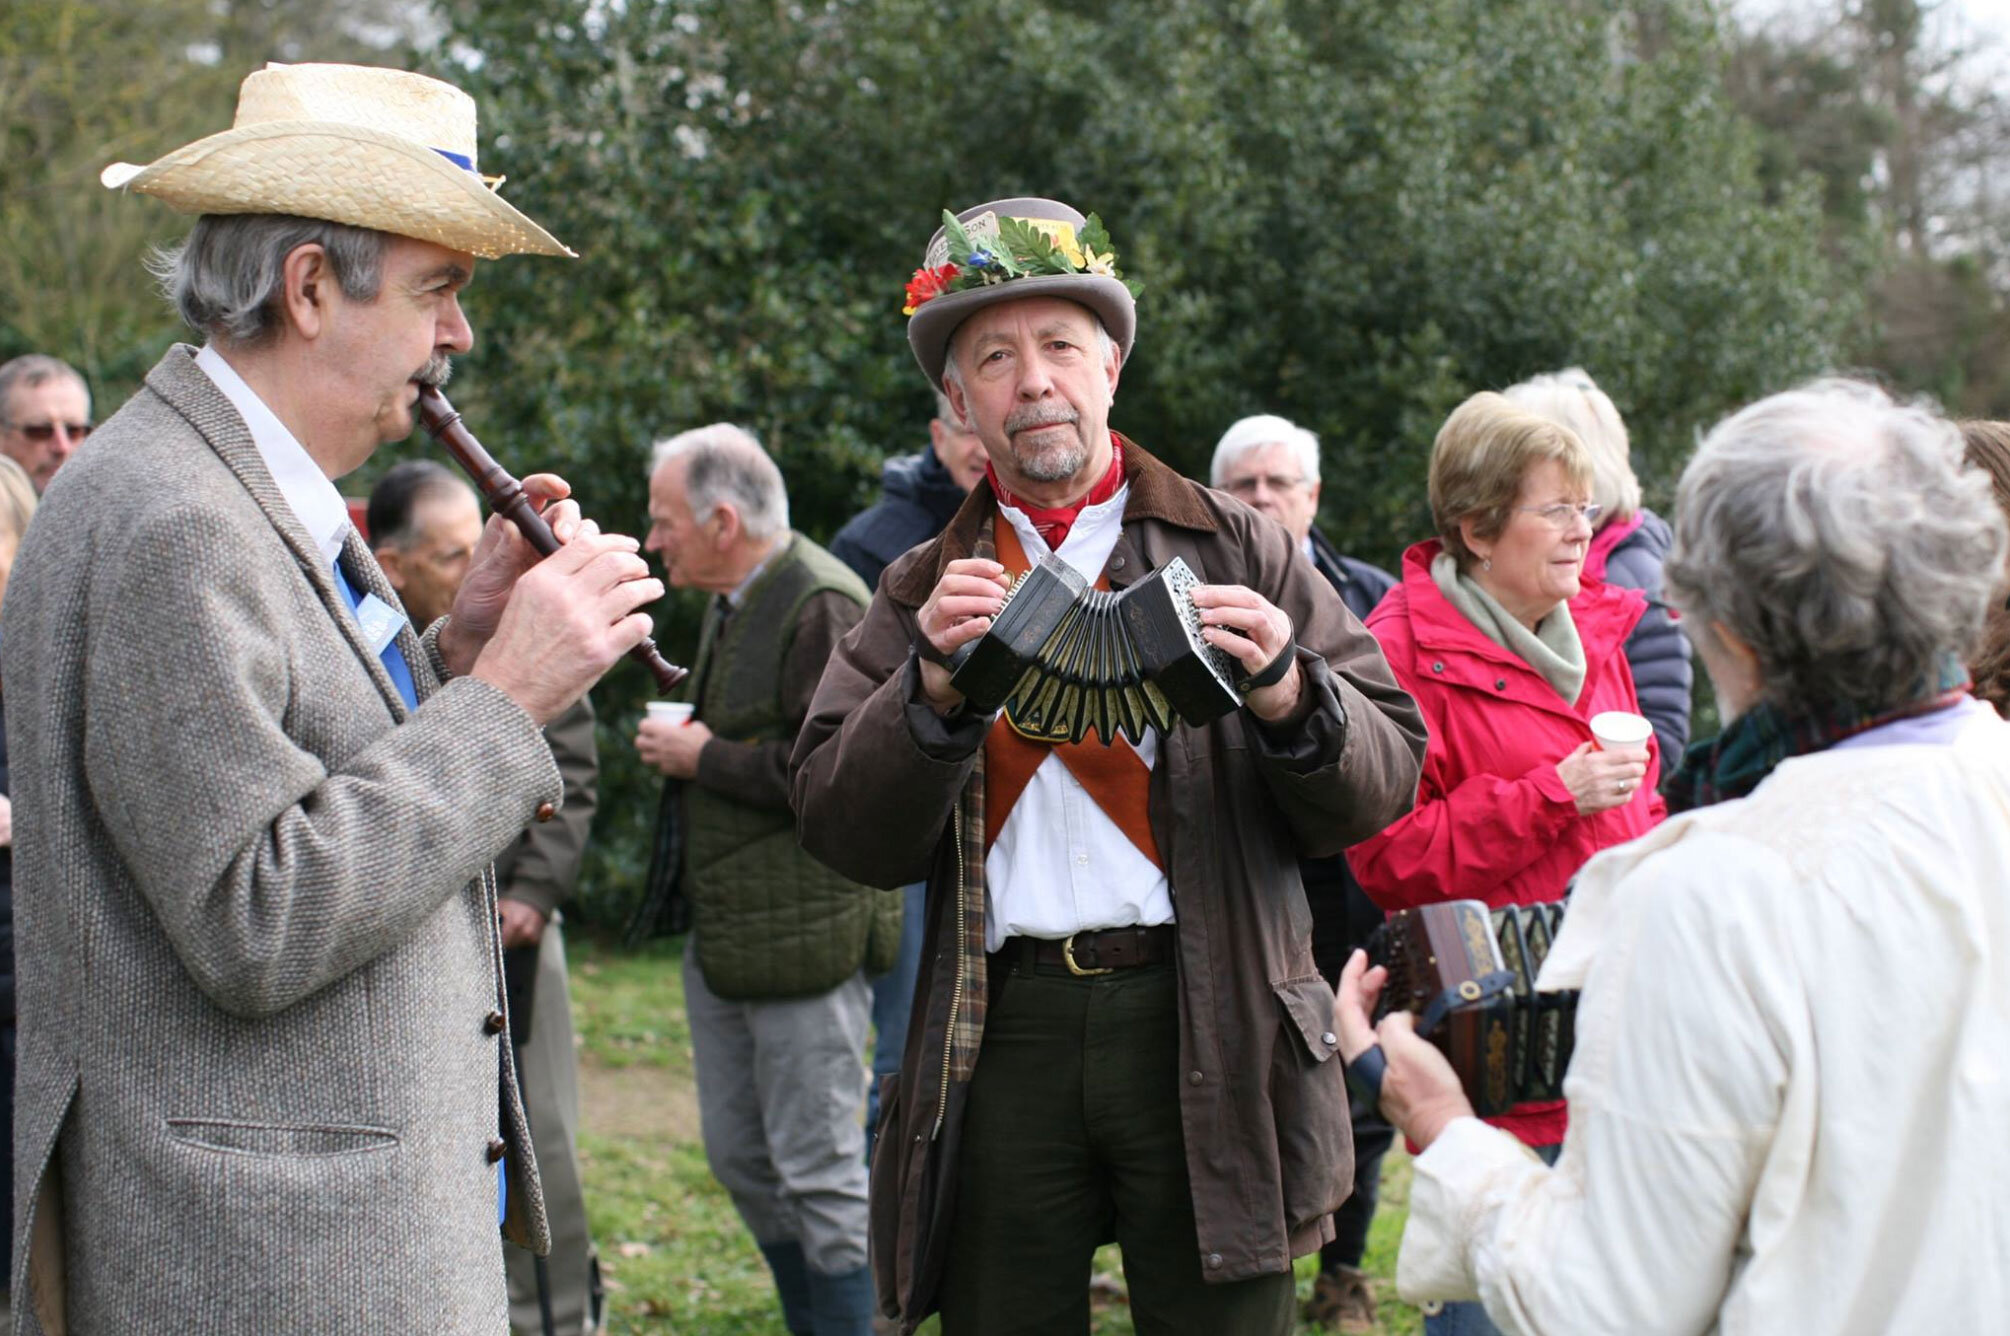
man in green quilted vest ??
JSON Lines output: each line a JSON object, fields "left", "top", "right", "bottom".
{"left": 633, "top": 422, "right": 900, "bottom": 1336}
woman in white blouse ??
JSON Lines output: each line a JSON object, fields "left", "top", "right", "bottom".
{"left": 1335, "top": 379, "right": 2010, "bottom": 1335}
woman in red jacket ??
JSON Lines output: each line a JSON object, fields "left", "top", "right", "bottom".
{"left": 1349, "top": 392, "right": 1665, "bottom": 1165}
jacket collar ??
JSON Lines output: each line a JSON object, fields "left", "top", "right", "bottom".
{"left": 885, "top": 434, "right": 1216, "bottom": 607}
{"left": 1394, "top": 537, "right": 1645, "bottom": 678}
{"left": 144, "top": 344, "right": 426, "bottom": 717}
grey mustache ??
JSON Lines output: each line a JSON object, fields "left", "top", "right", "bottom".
{"left": 1005, "top": 405, "right": 1078, "bottom": 432}
{"left": 414, "top": 356, "right": 455, "bottom": 389}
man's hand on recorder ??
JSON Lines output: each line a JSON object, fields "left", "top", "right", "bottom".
{"left": 467, "top": 516, "right": 663, "bottom": 726}
{"left": 437, "top": 472, "right": 582, "bottom": 676}
{"left": 915, "top": 557, "right": 1012, "bottom": 715}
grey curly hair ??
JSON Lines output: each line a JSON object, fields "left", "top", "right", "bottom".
{"left": 1665, "top": 379, "right": 2009, "bottom": 712}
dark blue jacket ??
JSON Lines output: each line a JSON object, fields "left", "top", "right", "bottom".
{"left": 1594, "top": 507, "right": 1693, "bottom": 764}
{"left": 1302, "top": 530, "right": 1397, "bottom": 977}
{"left": 829, "top": 448, "right": 969, "bottom": 591}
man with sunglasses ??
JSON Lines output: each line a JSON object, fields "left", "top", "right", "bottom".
{"left": 0, "top": 356, "right": 91, "bottom": 494}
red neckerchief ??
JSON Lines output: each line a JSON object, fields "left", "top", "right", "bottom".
{"left": 985, "top": 434, "right": 1125, "bottom": 551}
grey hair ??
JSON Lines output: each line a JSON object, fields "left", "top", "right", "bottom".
{"left": 1209, "top": 414, "right": 1320, "bottom": 489}
{"left": 933, "top": 391, "right": 958, "bottom": 424}
{"left": 649, "top": 423, "right": 790, "bottom": 541}
{"left": 1665, "top": 378, "right": 2009, "bottom": 712}
{"left": 1503, "top": 368, "right": 1640, "bottom": 521}
{"left": 146, "top": 214, "right": 390, "bottom": 347}
{"left": 940, "top": 318, "right": 1116, "bottom": 399}
{"left": 0, "top": 354, "right": 88, "bottom": 420}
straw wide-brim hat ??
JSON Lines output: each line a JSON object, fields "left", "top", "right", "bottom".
{"left": 906, "top": 197, "right": 1135, "bottom": 389}
{"left": 101, "top": 63, "right": 572, "bottom": 261}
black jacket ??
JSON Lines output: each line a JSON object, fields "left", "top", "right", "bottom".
{"left": 1303, "top": 530, "right": 1397, "bottom": 977}
{"left": 829, "top": 448, "right": 969, "bottom": 590}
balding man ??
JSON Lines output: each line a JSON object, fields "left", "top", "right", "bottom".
{"left": 633, "top": 425, "right": 900, "bottom": 1336}
{"left": 0, "top": 355, "right": 91, "bottom": 493}
{"left": 371, "top": 461, "right": 604, "bottom": 1336}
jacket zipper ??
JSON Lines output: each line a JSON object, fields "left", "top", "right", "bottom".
{"left": 933, "top": 798, "right": 967, "bottom": 1141}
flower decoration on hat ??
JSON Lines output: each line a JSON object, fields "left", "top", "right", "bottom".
{"left": 901, "top": 209, "right": 1136, "bottom": 314}
{"left": 902, "top": 263, "right": 960, "bottom": 316}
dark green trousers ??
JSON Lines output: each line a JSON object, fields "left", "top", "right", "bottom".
{"left": 937, "top": 957, "right": 1296, "bottom": 1336}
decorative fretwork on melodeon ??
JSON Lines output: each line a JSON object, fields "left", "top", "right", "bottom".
{"left": 947, "top": 554, "right": 1242, "bottom": 745}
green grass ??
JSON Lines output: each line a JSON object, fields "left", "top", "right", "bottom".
{"left": 569, "top": 933, "right": 1421, "bottom": 1334}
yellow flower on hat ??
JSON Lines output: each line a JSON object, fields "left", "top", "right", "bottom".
{"left": 1082, "top": 244, "right": 1116, "bottom": 278}
{"left": 1025, "top": 218, "right": 1085, "bottom": 269}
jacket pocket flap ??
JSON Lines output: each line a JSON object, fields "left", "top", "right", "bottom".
{"left": 1272, "top": 975, "right": 1341, "bottom": 1064}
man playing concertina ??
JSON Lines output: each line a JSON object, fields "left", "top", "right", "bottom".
{"left": 4, "top": 62, "right": 661, "bottom": 1334}
{"left": 790, "top": 197, "right": 1427, "bottom": 1336}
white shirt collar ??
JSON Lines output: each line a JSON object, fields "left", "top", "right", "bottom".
{"left": 194, "top": 344, "right": 352, "bottom": 568}
{"left": 996, "top": 483, "right": 1130, "bottom": 583}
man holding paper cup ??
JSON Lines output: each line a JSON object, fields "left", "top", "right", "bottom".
{"left": 633, "top": 423, "right": 902, "bottom": 1336}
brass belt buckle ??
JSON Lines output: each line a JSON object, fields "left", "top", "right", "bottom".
{"left": 1062, "top": 932, "right": 1114, "bottom": 977}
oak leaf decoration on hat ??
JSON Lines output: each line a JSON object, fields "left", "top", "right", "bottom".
{"left": 900, "top": 209, "right": 1136, "bottom": 313}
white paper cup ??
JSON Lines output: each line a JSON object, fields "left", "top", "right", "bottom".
{"left": 1590, "top": 710, "right": 1652, "bottom": 752}
{"left": 646, "top": 701, "right": 696, "bottom": 726}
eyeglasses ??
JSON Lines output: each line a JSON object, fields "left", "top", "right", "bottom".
{"left": 1223, "top": 473, "right": 1310, "bottom": 497}
{"left": 5, "top": 420, "right": 92, "bottom": 444}
{"left": 1516, "top": 501, "right": 1602, "bottom": 529}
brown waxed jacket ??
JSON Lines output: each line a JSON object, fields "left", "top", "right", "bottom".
{"left": 788, "top": 439, "right": 1426, "bottom": 1330}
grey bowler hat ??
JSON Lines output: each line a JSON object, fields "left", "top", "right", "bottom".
{"left": 905, "top": 196, "right": 1137, "bottom": 390}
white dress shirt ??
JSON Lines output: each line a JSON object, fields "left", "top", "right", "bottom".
{"left": 194, "top": 344, "right": 352, "bottom": 567}
{"left": 1397, "top": 699, "right": 2010, "bottom": 1334}
{"left": 983, "top": 487, "right": 1175, "bottom": 952}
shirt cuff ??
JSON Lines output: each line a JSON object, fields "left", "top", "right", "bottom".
{"left": 1397, "top": 1116, "right": 1548, "bottom": 1305}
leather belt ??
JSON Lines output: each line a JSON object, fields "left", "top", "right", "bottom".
{"left": 996, "top": 924, "right": 1176, "bottom": 977}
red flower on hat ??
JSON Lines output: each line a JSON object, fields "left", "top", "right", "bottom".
{"left": 902, "top": 263, "right": 960, "bottom": 316}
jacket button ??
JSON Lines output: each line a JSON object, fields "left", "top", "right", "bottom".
{"left": 1321, "top": 1031, "right": 1338, "bottom": 1049}
{"left": 534, "top": 801, "right": 556, "bottom": 824}
{"left": 1495, "top": 679, "right": 1507, "bottom": 690}
{"left": 1431, "top": 661, "right": 1445, "bottom": 673}
{"left": 486, "top": 1138, "right": 507, "bottom": 1164}
{"left": 483, "top": 1010, "right": 506, "bottom": 1036}
{"left": 1187, "top": 1070, "right": 1204, "bottom": 1086}
{"left": 1111, "top": 555, "right": 1126, "bottom": 570}
{"left": 1206, "top": 1253, "right": 1223, "bottom": 1269}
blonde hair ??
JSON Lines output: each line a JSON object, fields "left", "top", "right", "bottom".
{"left": 1429, "top": 391, "right": 1593, "bottom": 566}
{"left": 1502, "top": 368, "right": 1639, "bottom": 523}
{"left": 0, "top": 455, "right": 38, "bottom": 611}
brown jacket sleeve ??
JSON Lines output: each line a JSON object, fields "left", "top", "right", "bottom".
{"left": 695, "top": 589, "right": 865, "bottom": 811}
{"left": 789, "top": 574, "right": 989, "bottom": 890}
{"left": 1222, "top": 504, "right": 1427, "bottom": 856}
{"left": 495, "top": 694, "right": 599, "bottom": 918}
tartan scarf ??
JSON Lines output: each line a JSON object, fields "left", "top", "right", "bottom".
{"left": 1664, "top": 651, "right": 1971, "bottom": 814}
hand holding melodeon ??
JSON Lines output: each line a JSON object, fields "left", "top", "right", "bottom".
{"left": 1366, "top": 899, "right": 1578, "bottom": 1117}
{"left": 415, "top": 385, "right": 689, "bottom": 694}
{"left": 947, "top": 552, "right": 1241, "bottom": 745}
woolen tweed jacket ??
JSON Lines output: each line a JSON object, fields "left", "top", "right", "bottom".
{"left": 789, "top": 441, "right": 1428, "bottom": 1330}
{"left": 1, "top": 346, "right": 562, "bottom": 1334}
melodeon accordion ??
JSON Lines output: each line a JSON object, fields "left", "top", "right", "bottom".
{"left": 1366, "top": 899, "right": 1578, "bottom": 1117}
{"left": 948, "top": 553, "right": 1242, "bottom": 745}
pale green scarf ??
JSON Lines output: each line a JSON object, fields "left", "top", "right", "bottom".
{"left": 1431, "top": 550, "right": 1586, "bottom": 704}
